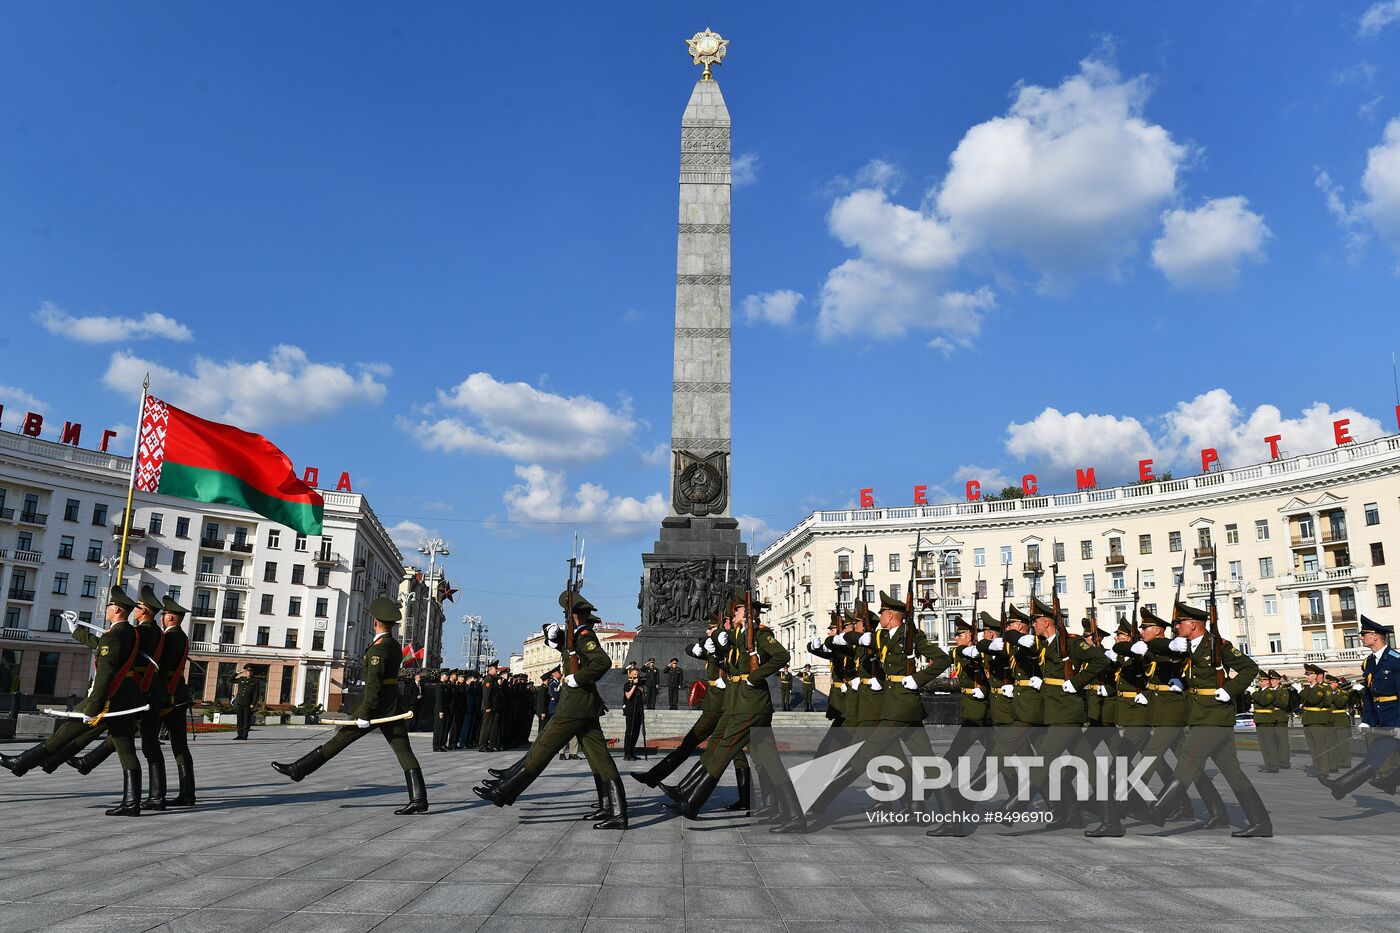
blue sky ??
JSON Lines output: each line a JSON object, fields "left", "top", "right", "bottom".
{"left": 4, "top": 3, "right": 1400, "bottom": 660}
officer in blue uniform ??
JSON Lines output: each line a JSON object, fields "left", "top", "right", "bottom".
{"left": 1319, "top": 615, "right": 1400, "bottom": 799}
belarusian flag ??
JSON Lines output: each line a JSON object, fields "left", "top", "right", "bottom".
{"left": 134, "top": 394, "right": 324, "bottom": 535}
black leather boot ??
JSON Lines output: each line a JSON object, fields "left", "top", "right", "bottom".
{"left": 1369, "top": 766, "right": 1400, "bottom": 795}
{"left": 593, "top": 777, "right": 629, "bottom": 830}
{"left": 1320, "top": 762, "right": 1376, "bottom": 800}
{"left": 271, "top": 748, "right": 327, "bottom": 783}
{"left": 659, "top": 761, "right": 707, "bottom": 803}
{"left": 767, "top": 778, "right": 808, "bottom": 834}
{"left": 487, "top": 756, "right": 528, "bottom": 781}
{"left": 1084, "top": 797, "right": 1124, "bottom": 837}
{"left": 724, "top": 768, "right": 752, "bottom": 813}
{"left": 662, "top": 769, "right": 721, "bottom": 820}
{"left": 473, "top": 767, "right": 531, "bottom": 807}
{"left": 1231, "top": 783, "right": 1273, "bottom": 838}
{"left": 106, "top": 769, "right": 142, "bottom": 816}
{"left": 1193, "top": 777, "right": 1230, "bottom": 830}
{"left": 394, "top": 768, "right": 429, "bottom": 814}
{"left": 634, "top": 732, "right": 701, "bottom": 788}
{"left": 584, "top": 774, "right": 610, "bottom": 820}
{"left": 1, "top": 743, "right": 50, "bottom": 777}
{"left": 1147, "top": 779, "right": 1189, "bottom": 827}
{"left": 169, "top": 758, "right": 197, "bottom": 807}
{"left": 65, "top": 739, "right": 116, "bottom": 776}
{"left": 143, "top": 759, "right": 168, "bottom": 811}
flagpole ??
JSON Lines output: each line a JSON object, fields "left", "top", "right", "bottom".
{"left": 115, "top": 374, "right": 150, "bottom": 588}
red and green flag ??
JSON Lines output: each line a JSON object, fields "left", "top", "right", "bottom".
{"left": 134, "top": 394, "right": 324, "bottom": 536}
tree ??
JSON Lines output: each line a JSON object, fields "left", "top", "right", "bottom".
{"left": 983, "top": 485, "right": 1026, "bottom": 501}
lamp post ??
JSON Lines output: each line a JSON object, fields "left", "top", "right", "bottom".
{"left": 417, "top": 538, "right": 450, "bottom": 666}
{"left": 462, "top": 614, "right": 483, "bottom": 670}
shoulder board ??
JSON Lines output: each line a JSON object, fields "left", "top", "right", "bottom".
{"left": 1387, "top": 648, "right": 1400, "bottom": 660}
{"left": 575, "top": 627, "right": 595, "bottom": 640}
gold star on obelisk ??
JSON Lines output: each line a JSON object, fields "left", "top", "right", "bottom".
{"left": 685, "top": 28, "right": 728, "bottom": 80}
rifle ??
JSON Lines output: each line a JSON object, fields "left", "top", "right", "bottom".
{"left": 1129, "top": 568, "right": 1141, "bottom": 639}
{"left": 745, "top": 541, "right": 757, "bottom": 676}
{"left": 971, "top": 572, "right": 981, "bottom": 643}
{"left": 1050, "top": 540, "right": 1071, "bottom": 680}
{"left": 1207, "top": 564, "right": 1225, "bottom": 689}
{"left": 1170, "top": 537, "right": 1184, "bottom": 626}
{"left": 1000, "top": 556, "right": 1011, "bottom": 630}
{"left": 904, "top": 539, "right": 920, "bottom": 676}
{"left": 563, "top": 534, "right": 584, "bottom": 675}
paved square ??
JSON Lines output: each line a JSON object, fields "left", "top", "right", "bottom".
{"left": 1, "top": 729, "right": 1398, "bottom": 932}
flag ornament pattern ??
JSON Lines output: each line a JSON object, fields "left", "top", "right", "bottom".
{"left": 401, "top": 644, "right": 426, "bottom": 666}
{"left": 134, "top": 394, "right": 325, "bottom": 536}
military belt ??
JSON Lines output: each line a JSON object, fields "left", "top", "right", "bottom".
{"left": 1118, "top": 690, "right": 1140, "bottom": 698}
{"left": 961, "top": 688, "right": 981, "bottom": 695}
{"left": 1192, "top": 688, "right": 1220, "bottom": 696}
{"left": 708, "top": 680, "right": 722, "bottom": 686}
{"left": 832, "top": 680, "right": 846, "bottom": 687}
{"left": 1253, "top": 708, "right": 1277, "bottom": 713}
{"left": 731, "top": 674, "right": 749, "bottom": 682}
{"left": 1302, "top": 706, "right": 1330, "bottom": 712}
{"left": 1042, "top": 678, "right": 1066, "bottom": 686}
{"left": 1147, "top": 684, "right": 1177, "bottom": 692}
{"left": 1373, "top": 695, "right": 1397, "bottom": 702}
{"left": 382, "top": 678, "right": 397, "bottom": 685}
{"left": 1014, "top": 679, "right": 1034, "bottom": 686}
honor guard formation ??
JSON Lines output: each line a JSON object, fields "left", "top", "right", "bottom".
{"left": 4, "top": 557, "right": 1399, "bottom": 835}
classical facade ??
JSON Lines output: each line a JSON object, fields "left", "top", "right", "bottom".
{"left": 517, "top": 622, "right": 634, "bottom": 685}
{"left": 396, "top": 565, "right": 451, "bottom": 670}
{"left": 0, "top": 428, "right": 403, "bottom": 711}
{"left": 757, "top": 434, "right": 1400, "bottom": 691}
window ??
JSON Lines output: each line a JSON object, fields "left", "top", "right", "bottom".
{"left": 1225, "top": 524, "right": 1239, "bottom": 545}
{"left": 889, "top": 584, "right": 901, "bottom": 601}
{"left": 837, "top": 554, "right": 850, "bottom": 574}
{"left": 264, "top": 562, "right": 277, "bottom": 583}
{"left": 1169, "top": 531, "right": 1182, "bottom": 552}
{"left": 861, "top": 585, "right": 875, "bottom": 604}
{"left": 56, "top": 535, "right": 74, "bottom": 559}
{"left": 888, "top": 554, "right": 900, "bottom": 573}
{"left": 1311, "top": 631, "right": 1329, "bottom": 650}
{"left": 268, "top": 529, "right": 281, "bottom": 549}
{"left": 1142, "top": 570, "right": 1156, "bottom": 589}
{"left": 315, "top": 568, "right": 330, "bottom": 587}
{"left": 279, "top": 667, "right": 294, "bottom": 705}
{"left": 1259, "top": 557, "right": 1274, "bottom": 579}
{"left": 1083, "top": 574, "right": 1095, "bottom": 594}
{"left": 256, "top": 626, "right": 270, "bottom": 647}
{"left": 202, "top": 522, "right": 220, "bottom": 543}
{"left": 976, "top": 579, "right": 987, "bottom": 599}
{"left": 1080, "top": 540, "right": 1093, "bottom": 560}
{"left": 1172, "top": 569, "right": 1184, "bottom": 587}
{"left": 199, "top": 555, "right": 214, "bottom": 574}
{"left": 1232, "top": 597, "right": 1245, "bottom": 619}
{"left": 52, "top": 573, "right": 68, "bottom": 595}
{"left": 973, "top": 548, "right": 985, "bottom": 567}
{"left": 1365, "top": 502, "right": 1380, "bottom": 526}
{"left": 260, "top": 594, "right": 274, "bottom": 615}
{"left": 16, "top": 532, "right": 32, "bottom": 552}
{"left": 175, "top": 516, "right": 190, "bottom": 538}
{"left": 289, "top": 597, "right": 302, "bottom": 617}
{"left": 166, "top": 586, "right": 180, "bottom": 604}
{"left": 35, "top": 652, "right": 60, "bottom": 696}
{"left": 303, "top": 666, "right": 321, "bottom": 702}
{"left": 312, "top": 630, "right": 325, "bottom": 651}
{"left": 285, "top": 629, "right": 298, "bottom": 648}
{"left": 1340, "top": 588, "right": 1357, "bottom": 612}
{"left": 187, "top": 660, "right": 207, "bottom": 699}
{"left": 192, "top": 623, "right": 208, "bottom": 643}
{"left": 1371, "top": 542, "right": 1386, "bottom": 567}
{"left": 4, "top": 608, "right": 19, "bottom": 628}
{"left": 1255, "top": 519, "right": 1270, "bottom": 542}
{"left": 78, "top": 611, "right": 92, "bottom": 626}
{"left": 48, "top": 609, "right": 64, "bottom": 631}
{"left": 1264, "top": 632, "right": 1281, "bottom": 653}
{"left": 222, "top": 594, "right": 241, "bottom": 617}
{"left": 1027, "top": 543, "right": 1040, "bottom": 563}
{"left": 171, "top": 552, "right": 185, "bottom": 573}
{"left": 1050, "top": 541, "right": 1064, "bottom": 562}
{"left": 92, "top": 503, "right": 107, "bottom": 527}
{"left": 1228, "top": 560, "right": 1242, "bottom": 582}
{"left": 1139, "top": 534, "right": 1152, "bottom": 555}
{"left": 1143, "top": 603, "right": 1157, "bottom": 617}
{"left": 229, "top": 559, "right": 244, "bottom": 578}
{"left": 1110, "top": 570, "right": 1125, "bottom": 590}
{"left": 294, "top": 534, "right": 307, "bottom": 552}
{"left": 233, "top": 527, "right": 248, "bottom": 547}
{"left": 144, "top": 546, "right": 159, "bottom": 569}
{"left": 81, "top": 537, "right": 99, "bottom": 563}
{"left": 1197, "top": 528, "right": 1212, "bottom": 548}
{"left": 862, "top": 552, "right": 875, "bottom": 573}
{"left": 64, "top": 498, "right": 80, "bottom": 521}
{"left": 291, "top": 565, "right": 305, "bottom": 585}
{"left": 143, "top": 511, "right": 161, "bottom": 535}
{"left": 81, "top": 575, "right": 97, "bottom": 598}
{"left": 999, "top": 546, "right": 1012, "bottom": 566}
{"left": 314, "top": 597, "right": 329, "bottom": 618}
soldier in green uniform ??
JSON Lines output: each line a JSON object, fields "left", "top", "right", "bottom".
{"left": 231, "top": 665, "right": 258, "bottom": 739}
{"left": 157, "top": 595, "right": 197, "bottom": 806}
{"left": 2, "top": 585, "right": 146, "bottom": 816}
{"left": 1251, "top": 669, "right": 1287, "bottom": 773}
{"left": 928, "top": 613, "right": 994, "bottom": 837}
{"left": 271, "top": 598, "right": 428, "bottom": 814}
{"left": 1145, "top": 602, "right": 1268, "bottom": 837}
{"left": 1297, "top": 663, "right": 1334, "bottom": 777}
{"left": 778, "top": 666, "right": 793, "bottom": 712}
{"left": 799, "top": 665, "right": 816, "bottom": 712}
{"left": 805, "top": 614, "right": 846, "bottom": 758}
{"left": 1085, "top": 617, "right": 1153, "bottom": 838}
{"left": 664, "top": 657, "right": 684, "bottom": 710}
{"left": 475, "top": 592, "right": 626, "bottom": 829}
{"left": 1327, "top": 674, "right": 1354, "bottom": 772}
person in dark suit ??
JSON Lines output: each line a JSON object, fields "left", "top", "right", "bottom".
{"left": 458, "top": 671, "right": 480, "bottom": 749}
{"left": 643, "top": 658, "right": 660, "bottom": 710}
{"left": 478, "top": 663, "right": 501, "bottom": 752}
{"left": 232, "top": 664, "right": 258, "bottom": 739}
{"left": 623, "top": 667, "right": 645, "bottom": 761}
{"left": 664, "top": 658, "right": 683, "bottom": 710}
{"left": 430, "top": 671, "right": 450, "bottom": 752}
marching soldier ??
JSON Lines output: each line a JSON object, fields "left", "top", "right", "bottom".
{"left": 1297, "top": 663, "right": 1334, "bottom": 777}
{"left": 800, "top": 665, "right": 816, "bottom": 712}
{"left": 1144, "top": 602, "right": 1269, "bottom": 837}
{"left": 1, "top": 585, "right": 146, "bottom": 816}
{"left": 1318, "top": 616, "right": 1400, "bottom": 798}
{"left": 1327, "top": 674, "right": 1353, "bottom": 772}
{"left": 1251, "top": 669, "right": 1288, "bottom": 773}
{"left": 1086, "top": 616, "right": 1153, "bottom": 838}
{"left": 805, "top": 614, "right": 847, "bottom": 759}
{"left": 156, "top": 594, "right": 197, "bottom": 806}
{"left": 231, "top": 664, "right": 258, "bottom": 739}
{"left": 270, "top": 598, "right": 428, "bottom": 814}
{"left": 474, "top": 592, "right": 627, "bottom": 830}
{"left": 928, "top": 613, "right": 995, "bottom": 837}
{"left": 778, "top": 666, "right": 793, "bottom": 712}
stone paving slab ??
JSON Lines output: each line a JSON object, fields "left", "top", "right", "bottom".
{"left": 0, "top": 730, "right": 1397, "bottom": 931}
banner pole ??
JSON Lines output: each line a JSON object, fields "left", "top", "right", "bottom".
{"left": 115, "top": 374, "right": 150, "bottom": 588}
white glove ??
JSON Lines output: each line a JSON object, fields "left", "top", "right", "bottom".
{"left": 704, "top": 637, "right": 717, "bottom": 654}
{"left": 1168, "top": 678, "right": 1184, "bottom": 693}
{"left": 62, "top": 610, "right": 78, "bottom": 633}
{"left": 1359, "top": 722, "right": 1371, "bottom": 730}
{"left": 849, "top": 676, "right": 861, "bottom": 689}
{"left": 1213, "top": 688, "right": 1231, "bottom": 704}
{"left": 1095, "top": 684, "right": 1107, "bottom": 697}
{"left": 565, "top": 674, "right": 579, "bottom": 688}
{"left": 1352, "top": 683, "right": 1366, "bottom": 692}
{"left": 961, "top": 646, "right": 980, "bottom": 659}
{"left": 1290, "top": 682, "right": 1302, "bottom": 693}
{"left": 1017, "top": 634, "right": 1035, "bottom": 649}
{"left": 689, "top": 644, "right": 704, "bottom": 658}
{"left": 1168, "top": 637, "right": 1188, "bottom": 653}
{"left": 838, "top": 683, "right": 847, "bottom": 693}
{"left": 747, "top": 678, "right": 764, "bottom": 689}
{"left": 1100, "top": 636, "right": 1116, "bottom": 650}
{"left": 988, "top": 637, "right": 1005, "bottom": 652}
{"left": 717, "top": 631, "right": 730, "bottom": 647}
{"left": 1000, "top": 684, "right": 1015, "bottom": 698}
{"left": 832, "top": 633, "right": 847, "bottom": 646}
{"left": 1245, "top": 685, "right": 1256, "bottom": 694}
{"left": 1028, "top": 676, "right": 1043, "bottom": 691}
{"left": 713, "top": 676, "right": 726, "bottom": 689}
{"left": 1134, "top": 693, "right": 1149, "bottom": 706}
{"left": 355, "top": 719, "right": 371, "bottom": 729}
{"left": 902, "top": 676, "right": 918, "bottom": 690}
{"left": 868, "top": 679, "right": 883, "bottom": 692}
{"left": 808, "top": 638, "right": 824, "bottom": 652}
{"left": 972, "top": 687, "right": 986, "bottom": 700}
{"left": 1062, "top": 682, "right": 1077, "bottom": 695}
{"left": 543, "top": 623, "right": 561, "bottom": 643}
{"left": 1104, "top": 650, "right": 1118, "bottom": 664}
{"left": 858, "top": 632, "right": 873, "bottom": 647}
{"left": 1130, "top": 641, "right": 1149, "bottom": 657}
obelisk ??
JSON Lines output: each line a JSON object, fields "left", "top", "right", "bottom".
{"left": 630, "top": 29, "right": 749, "bottom": 683}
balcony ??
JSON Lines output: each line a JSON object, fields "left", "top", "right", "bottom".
{"left": 1322, "top": 528, "right": 1348, "bottom": 545}
{"left": 0, "top": 547, "right": 8, "bottom": 561}
{"left": 112, "top": 525, "right": 145, "bottom": 539}
{"left": 799, "top": 575, "right": 811, "bottom": 586}
{"left": 1290, "top": 534, "right": 1316, "bottom": 548}
{"left": 1023, "top": 561, "right": 1043, "bottom": 575}
{"left": 1, "top": 626, "right": 31, "bottom": 641}
{"left": 0, "top": 507, "right": 12, "bottom": 520}
{"left": 191, "top": 641, "right": 244, "bottom": 655}
{"left": 1101, "top": 587, "right": 1131, "bottom": 601}
{"left": 1283, "top": 566, "right": 1358, "bottom": 588}
{"left": 230, "top": 541, "right": 254, "bottom": 554}
{"left": 835, "top": 570, "right": 854, "bottom": 583}
{"left": 7, "top": 587, "right": 36, "bottom": 602}
{"left": 1193, "top": 546, "right": 1215, "bottom": 561}
{"left": 18, "top": 511, "right": 47, "bottom": 526}
{"left": 226, "top": 576, "right": 251, "bottom": 589}
{"left": 1300, "top": 612, "right": 1326, "bottom": 624}
{"left": 1335, "top": 608, "right": 1359, "bottom": 622}
{"left": 943, "top": 564, "right": 962, "bottom": 579}
{"left": 12, "top": 550, "right": 42, "bottom": 566}
{"left": 221, "top": 608, "right": 246, "bottom": 621}
{"left": 192, "top": 607, "right": 216, "bottom": 620}
{"left": 312, "top": 549, "right": 341, "bottom": 568}
{"left": 199, "top": 538, "right": 226, "bottom": 551}
{"left": 1104, "top": 551, "right": 1127, "bottom": 569}
{"left": 195, "top": 572, "right": 222, "bottom": 586}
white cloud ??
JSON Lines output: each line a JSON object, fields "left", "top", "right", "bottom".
{"left": 1151, "top": 196, "right": 1271, "bottom": 289}
{"left": 737, "top": 514, "right": 779, "bottom": 550}
{"left": 386, "top": 520, "right": 434, "bottom": 551}
{"left": 732, "top": 152, "right": 760, "bottom": 187}
{"left": 1316, "top": 170, "right": 1369, "bottom": 259}
{"left": 1006, "top": 408, "right": 1161, "bottom": 480}
{"left": 639, "top": 442, "right": 670, "bottom": 467}
{"left": 951, "top": 464, "right": 1012, "bottom": 494}
{"left": 502, "top": 464, "right": 665, "bottom": 540}
{"left": 405, "top": 373, "right": 637, "bottom": 466}
{"left": 741, "top": 289, "right": 803, "bottom": 326}
{"left": 1361, "top": 118, "right": 1400, "bottom": 266}
{"left": 35, "top": 302, "right": 193, "bottom": 342}
{"left": 0, "top": 385, "right": 48, "bottom": 415}
{"left": 103, "top": 345, "right": 388, "bottom": 428}
{"left": 1359, "top": 1, "right": 1400, "bottom": 36}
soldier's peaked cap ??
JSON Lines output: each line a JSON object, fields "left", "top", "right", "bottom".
{"left": 137, "top": 585, "right": 163, "bottom": 611}
{"left": 161, "top": 595, "right": 189, "bottom": 617}
{"left": 1030, "top": 595, "right": 1061, "bottom": 621}
{"left": 977, "top": 611, "right": 1000, "bottom": 631}
{"left": 1360, "top": 614, "right": 1395, "bottom": 636}
{"left": 560, "top": 590, "right": 597, "bottom": 613}
{"left": 1267, "top": 669, "right": 1282, "bottom": 679}
{"left": 108, "top": 584, "right": 136, "bottom": 610}
{"left": 1139, "top": 606, "right": 1169, "bottom": 628}
{"left": 368, "top": 597, "right": 402, "bottom": 623}
{"left": 953, "top": 617, "right": 973, "bottom": 633}
{"left": 1115, "top": 619, "right": 1134, "bottom": 636}
{"left": 1174, "top": 601, "right": 1209, "bottom": 622}
{"left": 878, "top": 591, "right": 907, "bottom": 614}
{"left": 1005, "top": 604, "right": 1032, "bottom": 624}
{"left": 1304, "top": 663, "right": 1326, "bottom": 675}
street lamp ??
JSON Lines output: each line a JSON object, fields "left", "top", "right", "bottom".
{"left": 417, "top": 538, "right": 450, "bottom": 666}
